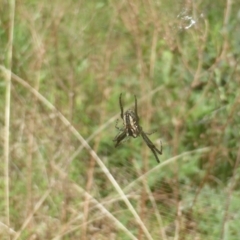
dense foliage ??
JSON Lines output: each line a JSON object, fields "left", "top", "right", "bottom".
{"left": 1, "top": 0, "right": 240, "bottom": 239}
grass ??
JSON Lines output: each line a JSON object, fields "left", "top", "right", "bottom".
{"left": 1, "top": 0, "right": 240, "bottom": 239}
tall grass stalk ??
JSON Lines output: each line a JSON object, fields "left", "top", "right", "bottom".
{"left": 4, "top": 0, "right": 15, "bottom": 238}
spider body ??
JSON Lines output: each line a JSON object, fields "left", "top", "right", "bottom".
{"left": 113, "top": 93, "right": 162, "bottom": 163}
{"left": 123, "top": 109, "right": 141, "bottom": 137}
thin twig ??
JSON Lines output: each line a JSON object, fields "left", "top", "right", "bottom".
{"left": 0, "top": 222, "right": 16, "bottom": 235}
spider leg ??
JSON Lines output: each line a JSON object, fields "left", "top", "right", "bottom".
{"left": 150, "top": 147, "right": 160, "bottom": 163}
{"left": 113, "top": 130, "right": 127, "bottom": 147}
{"left": 133, "top": 95, "right": 142, "bottom": 136}
{"left": 134, "top": 95, "right": 140, "bottom": 124}
{"left": 141, "top": 131, "right": 162, "bottom": 163}
{"left": 119, "top": 93, "right": 124, "bottom": 120}
{"left": 115, "top": 119, "right": 122, "bottom": 130}
{"left": 144, "top": 130, "right": 157, "bottom": 135}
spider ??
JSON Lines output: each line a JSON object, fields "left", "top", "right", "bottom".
{"left": 113, "top": 93, "right": 162, "bottom": 163}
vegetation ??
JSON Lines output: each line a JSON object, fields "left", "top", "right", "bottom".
{"left": 1, "top": 0, "right": 240, "bottom": 239}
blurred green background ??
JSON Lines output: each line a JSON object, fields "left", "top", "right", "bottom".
{"left": 1, "top": 0, "right": 240, "bottom": 239}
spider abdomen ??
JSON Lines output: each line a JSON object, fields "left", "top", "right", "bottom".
{"left": 123, "top": 110, "right": 140, "bottom": 137}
